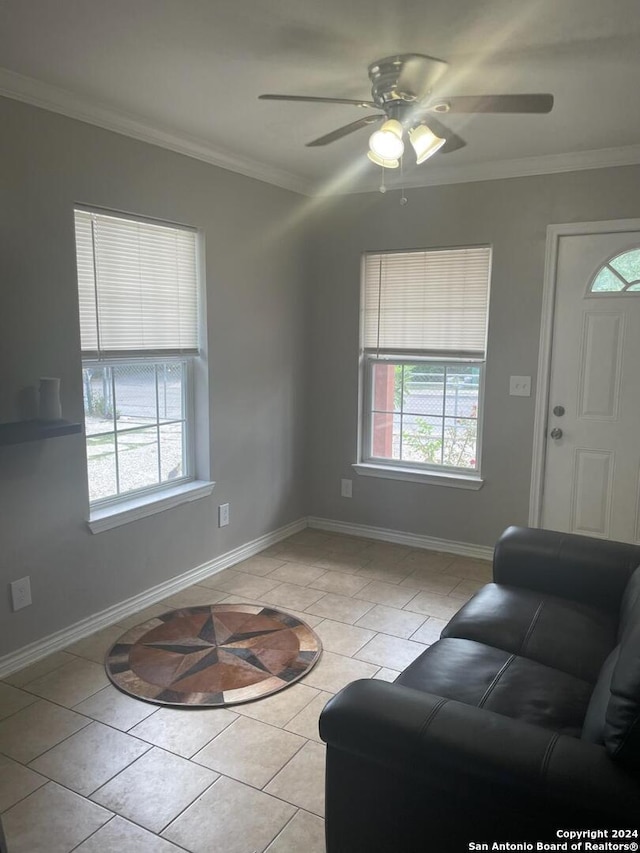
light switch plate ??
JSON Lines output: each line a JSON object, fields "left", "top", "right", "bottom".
{"left": 509, "top": 375, "right": 532, "bottom": 397}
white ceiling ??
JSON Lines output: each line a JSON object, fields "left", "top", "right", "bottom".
{"left": 1, "top": 0, "right": 640, "bottom": 195}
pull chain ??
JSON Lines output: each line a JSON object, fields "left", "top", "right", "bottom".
{"left": 400, "top": 156, "right": 408, "bottom": 206}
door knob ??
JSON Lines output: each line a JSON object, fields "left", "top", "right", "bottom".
{"left": 550, "top": 427, "right": 563, "bottom": 439}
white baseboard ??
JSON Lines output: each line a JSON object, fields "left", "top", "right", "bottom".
{"left": 0, "top": 516, "right": 306, "bottom": 679}
{"left": 307, "top": 516, "right": 494, "bottom": 561}
{"left": 0, "top": 514, "right": 490, "bottom": 679}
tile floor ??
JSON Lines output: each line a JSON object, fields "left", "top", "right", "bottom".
{"left": 0, "top": 530, "right": 492, "bottom": 853}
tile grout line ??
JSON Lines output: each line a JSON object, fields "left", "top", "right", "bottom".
{"left": 2, "top": 671, "right": 324, "bottom": 776}
{"left": 66, "top": 814, "right": 116, "bottom": 853}
{"left": 155, "top": 772, "right": 223, "bottom": 838}
{"left": 24, "top": 725, "right": 155, "bottom": 799}
{"left": 188, "top": 707, "right": 316, "bottom": 774}
{"left": 158, "top": 768, "right": 321, "bottom": 846}
{"left": 260, "top": 745, "right": 325, "bottom": 819}
{"left": 127, "top": 708, "right": 239, "bottom": 761}
{"left": 1, "top": 532, "right": 489, "bottom": 851}
{"left": 0, "top": 684, "right": 167, "bottom": 757}
{"left": 0, "top": 708, "right": 94, "bottom": 766}
{"left": 0, "top": 763, "right": 48, "bottom": 816}
{"left": 191, "top": 723, "right": 310, "bottom": 793}
{"left": 231, "top": 683, "right": 321, "bottom": 730}
{"left": 13, "top": 669, "right": 113, "bottom": 708}
{"left": 66, "top": 813, "right": 196, "bottom": 853}
{"left": 1, "top": 779, "right": 117, "bottom": 844}
{"left": 312, "top": 618, "right": 378, "bottom": 658}
{"left": 1, "top": 652, "right": 81, "bottom": 691}
{"left": 262, "top": 807, "right": 303, "bottom": 853}
{"left": 2, "top": 761, "right": 322, "bottom": 853}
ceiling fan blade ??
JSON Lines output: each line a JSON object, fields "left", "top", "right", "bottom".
{"left": 259, "top": 94, "right": 377, "bottom": 109}
{"left": 430, "top": 93, "right": 554, "bottom": 114}
{"left": 420, "top": 117, "right": 467, "bottom": 153}
{"left": 306, "top": 115, "right": 385, "bottom": 147}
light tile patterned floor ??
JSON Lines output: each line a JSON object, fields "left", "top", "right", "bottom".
{"left": 0, "top": 530, "right": 491, "bottom": 852}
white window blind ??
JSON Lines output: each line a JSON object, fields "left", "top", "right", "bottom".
{"left": 362, "top": 247, "right": 491, "bottom": 356}
{"left": 74, "top": 209, "right": 199, "bottom": 358}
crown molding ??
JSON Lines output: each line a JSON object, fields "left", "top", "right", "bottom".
{"left": 318, "top": 143, "right": 640, "bottom": 195}
{"left": 3, "top": 67, "right": 640, "bottom": 199}
{"left": 0, "top": 67, "right": 314, "bottom": 197}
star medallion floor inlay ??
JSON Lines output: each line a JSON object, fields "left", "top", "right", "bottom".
{"left": 105, "top": 604, "right": 322, "bottom": 707}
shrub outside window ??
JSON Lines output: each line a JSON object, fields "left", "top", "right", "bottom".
{"left": 366, "top": 359, "right": 482, "bottom": 471}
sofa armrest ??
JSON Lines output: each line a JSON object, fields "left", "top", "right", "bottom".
{"left": 493, "top": 526, "right": 640, "bottom": 610}
{"left": 320, "top": 679, "right": 640, "bottom": 822}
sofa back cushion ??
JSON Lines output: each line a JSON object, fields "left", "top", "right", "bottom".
{"left": 604, "top": 616, "right": 640, "bottom": 771}
{"left": 581, "top": 647, "right": 620, "bottom": 744}
{"left": 618, "top": 565, "right": 640, "bottom": 640}
{"left": 585, "top": 568, "right": 640, "bottom": 769}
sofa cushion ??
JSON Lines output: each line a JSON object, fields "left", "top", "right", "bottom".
{"left": 582, "top": 646, "right": 620, "bottom": 744}
{"left": 395, "top": 638, "right": 593, "bottom": 737}
{"left": 618, "top": 566, "right": 640, "bottom": 641}
{"left": 441, "top": 583, "right": 616, "bottom": 683}
{"left": 605, "top": 618, "right": 640, "bottom": 771}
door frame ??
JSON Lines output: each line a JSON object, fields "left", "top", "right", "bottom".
{"left": 528, "top": 217, "right": 640, "bottom": 528}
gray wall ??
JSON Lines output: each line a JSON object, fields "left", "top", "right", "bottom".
{"left": 307, "top": 166, "right": 640, "bottom": 546}
{"left": 0, "top": 97, "right": 309, "bottom": 656}
{"left": 3, "top": 93, "right": 640, "bottom": 659}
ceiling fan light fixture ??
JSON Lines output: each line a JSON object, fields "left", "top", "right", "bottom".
{"left": 369, "top": 119, "right": 404, "bottom": 160}
{"left": 409, "top": 124, "right": 446, "bottom": 164}
{"left": 367, "top": 150, "right": 400, "bottom": 168}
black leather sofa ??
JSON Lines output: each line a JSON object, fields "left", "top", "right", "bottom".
{"left": 319, "top": 526, "right": 640, "bottom": 852}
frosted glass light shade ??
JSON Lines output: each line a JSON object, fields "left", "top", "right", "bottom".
{"left": 367, "top": 150, "right": 400, "bottom": 168}
{"left": 369, "top": 119, "right": 404, "bottom": 160}
{"left": 409, "top": 124, "right": 446, "bottom": 164}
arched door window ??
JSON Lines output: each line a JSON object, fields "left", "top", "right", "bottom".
{"left": 590, "top": 248, "right": 640, "bottom": 292}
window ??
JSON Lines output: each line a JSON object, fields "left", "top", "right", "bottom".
{"left": 358, "top": 247, "right": 491, "bottom": 482}
{"left": 74, "top": 208, "right": 206, "bottom": 515}
{"left": 81, "top": 360, "right": 190, "bottom": 503}
{"left": 589, "top": 248, "right": 640, "bottom": 293}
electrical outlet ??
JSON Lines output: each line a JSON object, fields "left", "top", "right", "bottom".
{"left": 509, "top": 375, "right": 532, "bottom": 397}
{"left": 341, "top": 478, "right": 353, "bottom": 498}
{"left": 218, "top": 503, "right": 230, "bottom": 527}
{"left": 10, "top": 576, "right": 32, "bottom": 611}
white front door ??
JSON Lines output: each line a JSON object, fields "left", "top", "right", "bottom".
{"left": 540, "top": 226, "right": 640, "bottom": 543}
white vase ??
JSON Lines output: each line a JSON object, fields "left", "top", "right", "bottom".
{"left": 39, "top": 377, "right": 62, "bottom": 421}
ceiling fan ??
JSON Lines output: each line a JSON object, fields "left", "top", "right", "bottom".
{"left": 259, "top": 54, "right": 554, "bottom": 168}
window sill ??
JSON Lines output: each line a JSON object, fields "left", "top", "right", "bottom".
{"left": 352, "top": 463, "right": 484, "bottom": 490}
{"left": 88, "top": 480, "right": 216, "bottom": 534}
